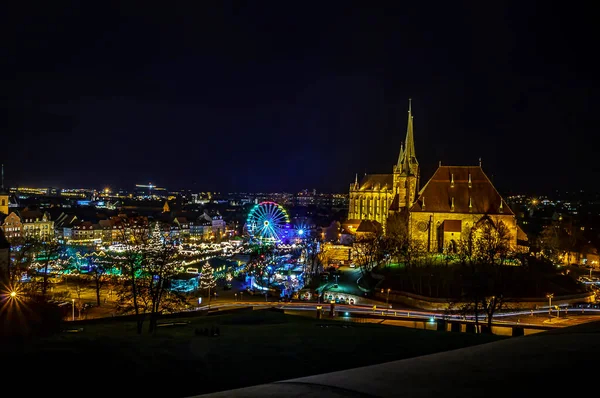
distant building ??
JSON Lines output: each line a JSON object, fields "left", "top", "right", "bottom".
{"left": 0, "top": 189, "right": 8, "bottom": 216}
{"left": 190, "top": 214, "right": 212, "bottom": 240}
{"left": 20, "top": 209, "right": 54, "bottom": 240}
{"left": 0, "top": 212, "right": 22, "bottom": 242}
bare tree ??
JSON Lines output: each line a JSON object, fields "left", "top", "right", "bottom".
{"left": 302, "top": 239, "right": 328, "bottom": 283}
{"left": 33, "top": 239, "right": 63, "bottom": 299}
{"left": 481, "top": 294, "right": 506, "bottom": 330}
{"left": 472, "top": 217, "right": 512, "bottom": 266}
{"left": 8, "top": 236, "right": 37, "bottom": 285}
{"left": 351, "top": 232, "right": 384, "bottom": 276}
{"left": 87, "top": 254, "right": 110, "bottom": 306}
{"left": 114, "top": 217, "right": 149, "bottom": 334}
{"left": 452, "top": 217, "right": 514, "bottom": 332}
{"left": 146, "top": 224, "right": 184, "bottom": 333}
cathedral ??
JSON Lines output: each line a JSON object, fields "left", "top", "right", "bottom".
{"left": 346, "top": 100, "right": 524, "bottom": 252}
{"left": 347, "top": 100, "right": 419, "bottom": 227}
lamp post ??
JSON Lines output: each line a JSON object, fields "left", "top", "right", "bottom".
{"left": 72, "top": 298, "right": 75, "bottom": 321}
{"left": 386, "top": 288, "right": 391, "bottom": 305}
{"left": 546, "top": 293, "right": 553, "bottom": 319}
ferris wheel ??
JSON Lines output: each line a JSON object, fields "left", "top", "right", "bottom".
{"left": 246, "top": 201, "right": 290, "bottom": 243}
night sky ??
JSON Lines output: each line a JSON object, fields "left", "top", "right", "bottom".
{"left": 1, "top": 2, "right": 596, "bottom": 194}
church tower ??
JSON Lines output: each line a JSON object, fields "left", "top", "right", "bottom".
{"left": 392, "top": 99, "right": 419, "bottom": 211}
{"left": 347, "top": 99, "right": 419, "bottom": 230}
{"left": 0, "top": 164, "right": 9, "bottom": 216}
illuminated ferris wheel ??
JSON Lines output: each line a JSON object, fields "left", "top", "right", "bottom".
{"left": 246, "top": 201, "right": 290, "bottom": 243}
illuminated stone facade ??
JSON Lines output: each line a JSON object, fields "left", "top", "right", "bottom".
{"left": 348, "top": 100, "right": 419, "bottom": 227}
{"left": 1, "top": 212, "right": 23, "bottom": 242}
{"left": 408, "top": 166, "right": 518, "bottom": 251}
{"left": 347, "top": 102, "right": 522, "bottom": 252}
{"left": 0, "top": 190, "right": 8, "bottom": 216}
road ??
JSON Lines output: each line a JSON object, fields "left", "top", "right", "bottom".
{"left": 318, "top": 264, "right": 364, "bottom": 296}
{"left": 48, "top": 268, "right": 600, "bottom": 329}
{"left": 187, "top": 300, "right": 600, "bottom": 328}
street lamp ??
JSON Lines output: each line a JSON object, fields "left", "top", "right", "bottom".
{"left": 386, "top": 288, "right": 391, "bottom": 305}
{"left": 9, "top": 291, "right": 17, "bottom": 298}
{"left": 72, "top": 298, "right": 75, "bottom": 321}
{"left": 546, "top": 293, "right": 553, "bottom": 319}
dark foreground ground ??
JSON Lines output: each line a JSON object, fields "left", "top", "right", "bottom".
{"left": 1, "top": 309, "right": 502, "bottom": 397}
{"left": 197, "top": 319, "right": 600, "bottom": 397}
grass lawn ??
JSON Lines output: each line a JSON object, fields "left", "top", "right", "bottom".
{"left": 1, "top": 309, "right": 503, "bottom": 397}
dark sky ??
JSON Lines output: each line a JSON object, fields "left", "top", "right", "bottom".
{"left": 1, "top": 2, "right": 596, "bottom": 194}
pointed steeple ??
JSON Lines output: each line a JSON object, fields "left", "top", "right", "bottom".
{"left": 401, "top": 98, "right": 418, "bottom": 175}
{"left": 396, "top": 142, "right": 404, "bottom": 169}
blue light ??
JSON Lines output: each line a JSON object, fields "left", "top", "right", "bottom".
{"left": 429, "top": 317, "right": 435, "bottom": 323}
{"left": 345, "top": 312, "right": 349, "bottom": 316}
{"left": 298, "top": 229, "right": 304, "bottom": 235}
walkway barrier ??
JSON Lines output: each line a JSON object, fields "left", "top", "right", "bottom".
{"left": 436, "top": 320, "right": 446, "bottom": 331}
{"left": 512, "top": 326, "right": 525, "bottom": 336}
{"left": 450, "top": 322, "right": 461, "bottom": 332}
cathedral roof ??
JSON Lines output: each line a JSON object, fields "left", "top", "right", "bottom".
{"left": 358, "top": 174, "right": 393, "bottom": 191}
{"left": 356, "top": 219, "right": 383, "bottom": 235}
{"left": 410, "top": 165, "right": 513, "bottom": 215}
{"left": 388, "top": 194, "right": 400, "bottom": 211}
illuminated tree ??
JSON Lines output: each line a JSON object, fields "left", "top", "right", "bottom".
{"left": 199, "top": 262, "right": 216, "bottom": 298}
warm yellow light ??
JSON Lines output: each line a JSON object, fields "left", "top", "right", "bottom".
{"left": 10, "top": 291, "right": 17, "bottom": 298}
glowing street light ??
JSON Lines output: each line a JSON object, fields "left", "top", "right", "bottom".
{"left": 9, "top": 291, "right": 17, "bottom": 298}
{"left": 546, "top": 293, "right": 554, "bottom": 319}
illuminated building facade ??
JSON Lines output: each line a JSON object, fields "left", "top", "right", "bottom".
{"left": 409, "top": 165, "right": 522, "bottom": 252}
{"left": 1, "top": 212, "right": 23, "bottom": 242}
{"left": 0, "top": 190, "right": 8, "bottom": 216}
{"left": 348, "top": 100, "right": 419, "bottom": 228}
{"left": 347, "top": 101, "right": 522, "bottom": 252}
{"left": 21, "top": 210, "right": 54, "bottom": 240}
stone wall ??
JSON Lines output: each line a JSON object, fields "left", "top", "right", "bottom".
{"left": 409, "top": 211, "right": 518, "bottom": 252}
{"left": 374, "top": 289, "right": 595, "bottom": 311}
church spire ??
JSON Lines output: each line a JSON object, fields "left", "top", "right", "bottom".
{"left": 401, "top": 98, "right": 418, "bottom": 175}
{"left": 396, "top": 142, "right": 404, "bottom": 169}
